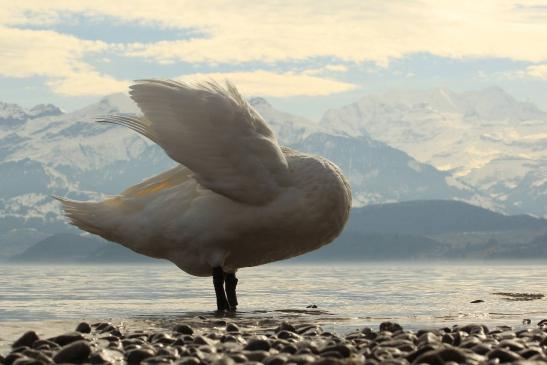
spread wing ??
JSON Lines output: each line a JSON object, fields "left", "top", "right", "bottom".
{"left": 97, "top": 79, "right": 289, "bottom": 205}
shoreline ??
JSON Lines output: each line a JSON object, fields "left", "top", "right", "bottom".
{"left": 2, "top": 314, "right": 546, "bottom": 364}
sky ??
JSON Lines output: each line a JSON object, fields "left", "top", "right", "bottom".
{"left": 1, "top": 1, "right": 547, "bottom": 119}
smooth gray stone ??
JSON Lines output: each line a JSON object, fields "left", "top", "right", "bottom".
{"left": 227, "top": 353, "right": 247, "bottom": 363}
{"left": 32, "top": 340, "right": 60, "bottom": 351}
{"left": 211, "top": 358, "right": 235, "bottom": 365}
{"left": 193, "top": 336, "right": 214, "bottom": 346}
{"left": 241, "top": 351, "right": 269, "bottom": 362}
{"left": 311, "top": 359, "right": 346, "bottom": 365}
{"left": 75, "top": 322, "right": 92, "bottom": 334}
{"left": 499, "top": 339, "right": 525, "bottom": 351}
{"left": 141, "top": 355, "right": 175, "bottom": 364}
{"left": 244, "top": 339, "right": 270, "bottom": 352}
{"left": 174, "top": 325, "right": 194, "bottom": 335}
{"left": 126, "top": 349, "right": 156, "bottom": 365}
{"left": 379, "top": 322, "right": 403, "bottom": 333}
{"left": 277, "top": 331, "right": 301, "bottom": 340}
{"left": 12, "top": 356, "right": 43, "bottom": 365}
{"left": 176, "top": 356, "right": 201, "bottom": 365}
{"left": 471, "top": 343, "right": 492, "bottom": 355}
{"left": 287, "top": 354, "right": 317, "bottom": 365}
{"left": 4, "top": 353, "right": 25, "bottom": 365}
{"left": 488, "top": 348, "right": 523, "bottom": 362}
{"left": 50, "top": 332, "right": 84, "bottom": 346}
{"left": 226, "top": 323, "right": 240, "bottom": 333}
{"left": 263, "top": 354, "right": 289, "bottom": 365}
{"left": 459, "top": 324, "right": 489, "bottom": 335}
{"left": 89, "top": 352, "right": 112, "bottom": 365}
{"left": 276, "top": 322, "right": 297, "bottom": 334}
{"left": 319, "top": 345, "right": 352, "bottom": 358}
{"left": 53, "top": 340, "right": 91, "bottom": 364}
{"left": 13, "top": 332, "right": 39, "bottom": 349}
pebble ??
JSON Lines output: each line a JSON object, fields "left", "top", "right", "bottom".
{"left": 12, "top": 332, "right": 39, "bottom": 349}
{"left": 173, "top": 324, "right": 194, "bottom": 335}
{"left": 126, "top": 348, "right": 155, "bottom": 364}
{"left": 244, "top": 339, "right": 271, "bottom": 352}
{"left": 379, "top": 321, "right": 403, "bottom": 333}
{"left": 53, "top": 340, "right": 91, "bottom": 363}
{"left": 276, "top": 321, "right": 297, "bottom": 333}
{"left": 75, "top": 322, "right": 92, "bottom": 334}
{"left": 50, "top": 331, "right": 84, "bottom": 346}
{"left": 226, "top": 323, "right": 240, "bottom": 333}
{"left": 488, "top": 348, "right": 523, "bottom": 362}
{"left": 4, "top": 318, "right": 547, "bottom": 365}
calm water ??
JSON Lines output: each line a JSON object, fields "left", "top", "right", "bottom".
{"left": 1, "top": 262, "right": 546, "bottom": 328}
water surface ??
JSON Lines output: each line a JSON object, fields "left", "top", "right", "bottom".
{"left": 1, "top": 262, "right": 546, "bottom": 349}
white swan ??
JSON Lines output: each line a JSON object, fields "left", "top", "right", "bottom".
{"left": 56, "top": 79, "right": 352, "bottom": 311}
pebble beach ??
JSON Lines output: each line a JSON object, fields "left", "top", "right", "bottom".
{"left": 3, "top": 315, "right": 547, "bottom": 365}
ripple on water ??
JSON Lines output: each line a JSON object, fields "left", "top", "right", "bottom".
{"left": 1, "top": 262, "right": 546, "bottom": 332}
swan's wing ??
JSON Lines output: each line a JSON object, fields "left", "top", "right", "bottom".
{"left": 98, "top": 79, "right": 289, "bottom": 205}
{"left": 120, "top": 164, "right": 193, "bottom": 198}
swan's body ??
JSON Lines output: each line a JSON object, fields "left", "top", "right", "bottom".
{"left": 57, "top": 79, "right": 351, "bottom": 309}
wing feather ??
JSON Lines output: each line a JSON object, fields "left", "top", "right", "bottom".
{"left": 97, "top": 79, "right": 289, "bottom": 204}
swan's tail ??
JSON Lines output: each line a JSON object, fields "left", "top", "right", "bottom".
{"left": 53, "top": 196, "right": 119, "bottom": 241}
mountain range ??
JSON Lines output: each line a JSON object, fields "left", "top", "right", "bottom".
{"left": 320, "top": 87, "right": 547, "bottom": 216}
{"left": 0, "top": 86, "right": 545, "bottom": 259}
{"left": 11, "top": 200, "right": 547, "bottom": 262}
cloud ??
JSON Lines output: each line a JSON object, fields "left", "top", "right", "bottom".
{"left": 303, "top": 64, "right": 349, "bottom": 76}
{"left": 4, "top": 1, "right": 547, "bottom": 66}
{"left": 3, "top": 1, "right": 547, "bottom": 98}
{"left": 47, "top": 72, "right": 128, "bottom": 96}
{"left": 526, "top": 64, "right": 547, "bottom": 80}
{"left": 0, "top": 26, "right": 108, "bottom": 78}
{"left": 176, "top": 70, "right": 357, "bottom": 97}
{"left": 0, "top": 26, "right": 127, "bottom": 96}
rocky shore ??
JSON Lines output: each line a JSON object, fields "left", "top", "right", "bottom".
{"left": 2, "top": 316, "right": 547, "bottom": 365}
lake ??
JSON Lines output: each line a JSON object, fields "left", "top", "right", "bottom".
{"left": 1, "top": 262, "right": 546, "bottom": 351}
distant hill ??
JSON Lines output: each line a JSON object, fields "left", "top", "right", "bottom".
{"left": 83, "top": 244, "right": 158, "bottom": 263}
{"left": 11, "top": 233, "right": 108, "bottom": 262}
{"left": 10, "top": 200, "right": 547, "bottom": 263}
{"left": 11, "top": 233, "right": 157, "bottom": 263}
{"left": 347, "top": 200, "right": 547, "bottom": 235}
{"left": 294, "top": 232, "right": 443, "bottom": 261}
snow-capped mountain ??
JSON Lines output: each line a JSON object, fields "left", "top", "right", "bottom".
{"left": 1, "top": 92, "right": 489, "bottom": 254}
{"left": 0, "top": 94, "right": 175, "bottom": 246}
{"left": 0, "top": 102, "right": 63, "bottom": 130}
{"left": 463, "top": 157, "right": 546, "bottom": 217}
{"left": 321, "top": 87, "right": 547, "bottom": 216}
{"left": 251, "top": 98, "right": 487, "bottom": 207}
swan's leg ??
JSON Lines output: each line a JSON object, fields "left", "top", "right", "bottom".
{"left": 213, "top": 267, "right": 229, "bottom": 311}
{"left": 225, "top": 272, "right": 238, "bottom": 310}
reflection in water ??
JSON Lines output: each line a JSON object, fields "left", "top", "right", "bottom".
{"left": 1, "top": 262, "right": 547, "bottom": 329}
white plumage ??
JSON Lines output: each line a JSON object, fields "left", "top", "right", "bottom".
{"left": 56, "top": 80, "right": 352, "bottom": 278}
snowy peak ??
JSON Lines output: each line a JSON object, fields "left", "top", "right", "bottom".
{"left": 320, "top": 86, "right": 547, "bottom": 216}
{"left": 325, "top": 86, "right": 546, "bottom": 125}
{"left": 28, "top": 104, "right": 63, "bottom": 119}
{"left": 0, "top": 102, "right": 64, "bottom": 129}
{"left": 456, "top": 87, "right": 545, "bottom": 121}
{"left": 97, "top": 93, "right": 140, "bottom": 114}
{"left": 0, "top": 102, "right": 28, "bottom": 127}
{"left": 249, "top": 97, "right": 272, "bottom": 108}
{"left": 250, "top": 97, "right": 329, "bottom": 145}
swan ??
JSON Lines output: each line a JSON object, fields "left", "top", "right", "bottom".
{"left": 56, "top": 79, "right": 352, "bottom": 311}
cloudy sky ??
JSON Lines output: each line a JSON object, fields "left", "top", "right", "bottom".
{"left": 2, "top": 1, "right": 547, "bottom": 118}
